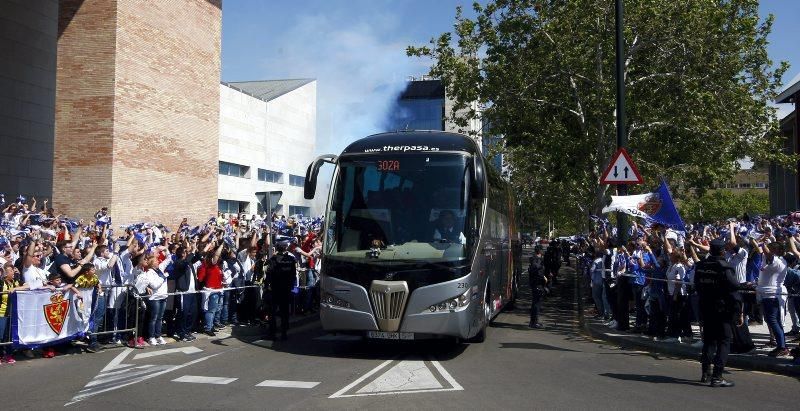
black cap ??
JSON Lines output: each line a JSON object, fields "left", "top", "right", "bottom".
{"left": 709, "top": 238, "right": 726, "bottom": 255}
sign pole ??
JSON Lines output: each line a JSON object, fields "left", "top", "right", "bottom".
{"left": 615, "top": 0, "right": 628, "bottom": 244}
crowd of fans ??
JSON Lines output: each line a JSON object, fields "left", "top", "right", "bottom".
{"left": 545, "top": 214, "right": 800, "bottom": 361}
{"left": 0, "top": 195, "right": 324, "bottom": 364}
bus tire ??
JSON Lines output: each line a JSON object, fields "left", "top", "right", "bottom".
{"left": 469, "top": 286, "right": 491, "bottom": 343}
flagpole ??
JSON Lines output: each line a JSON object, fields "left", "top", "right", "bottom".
{"left": 615, "top": 0, "right": 628, "bottom": 245}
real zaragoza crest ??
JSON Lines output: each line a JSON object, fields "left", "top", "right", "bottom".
{"left": 43, "top": 292, "right": 70, "bottom": 335}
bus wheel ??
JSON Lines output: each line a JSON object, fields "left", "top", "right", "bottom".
{"left": 469, "top": 287, "right": 491, "bottom": 343}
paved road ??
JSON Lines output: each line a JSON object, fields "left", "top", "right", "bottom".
{"left": 3, "top": 265, "right": 798, "bottom": 410}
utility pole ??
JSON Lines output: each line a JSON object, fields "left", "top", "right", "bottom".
{"left": 615, "top": 0, "right": 628, "bottom": 244}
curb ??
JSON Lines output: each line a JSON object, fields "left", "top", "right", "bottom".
{"left": 582, "top": 320, "right": 800, "bottom": 378}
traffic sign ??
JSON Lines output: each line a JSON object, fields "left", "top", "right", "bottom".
{"left": 600, "top": 148, "right": 643, "bottom": 184}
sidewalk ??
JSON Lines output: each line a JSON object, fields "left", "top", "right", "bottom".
{"left": 559, "top": 256, "right": 800, "bottom": 378}
{"left": 8, "top": 311, "right": 320, "bottom": 360}
{"left": 583, "top": 308, "right": 800, "bottom": 378}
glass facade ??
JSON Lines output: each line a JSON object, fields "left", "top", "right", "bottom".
{"left": 288, "top": 205, "right": 311, "bottom": 217}
{"left": 219, "top": 161, "right": 249, "bottom": 178}
{"left": 218, "top": 199, "right": 249, "bottom": 213}
{"left": 386, "top": 98, "right": 445, "bottom": 131}
{"left": 289, "top": 174, "right": 305, "bottom": 187}
{"left": 258, "top": 168, "right": 283, "bottom": 183}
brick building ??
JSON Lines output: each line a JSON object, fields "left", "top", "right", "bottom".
{"left": 1, "top": 0, "right": 222, "bottom": 227}
{"left": 54, "top": 0, "right": 222, "bottom": 225}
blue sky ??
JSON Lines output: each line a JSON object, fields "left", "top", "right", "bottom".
{"left": 221, "top": 1, "right": 800, "bottom": 153}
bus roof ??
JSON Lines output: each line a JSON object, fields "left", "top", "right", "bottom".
{"left": 341, "top": 130, "right": 482, "bottom": 156}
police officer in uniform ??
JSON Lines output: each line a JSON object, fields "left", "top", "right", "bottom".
{"left": 529, "top": 245, "right": 548, "bottom": 329}
{"left": 694, "top": 239, "right": 743, "bottom": 387}
{"left": 266, "top": 241, "right": 297, "bottom": 340}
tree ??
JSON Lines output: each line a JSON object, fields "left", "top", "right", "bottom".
{"left": 681, "top": 189, "right": 769, "bottom": 222}
{"left": 408, "top": 0, "right": 791, "bottom": 231}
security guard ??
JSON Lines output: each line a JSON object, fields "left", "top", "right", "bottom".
{"left": 529, "top": 245, "right": 548, "bottom": 329}
{"left": 266, "top": 241, "right": 297, "bottom": 340}
{"left": 694, "top": 239, "right": 743, "bottom": 387}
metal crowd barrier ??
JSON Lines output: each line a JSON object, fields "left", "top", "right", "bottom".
{"left": 0, "top": 284, "right": 283, "bottom": 349}
{"left": 608, "top": 272, "right": 800, "bottom": 298}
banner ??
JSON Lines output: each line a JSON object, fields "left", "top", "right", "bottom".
{"left": 602, "top": 180, "right": 686, "bottom": 232}
{"left": 10, "top": 288, "right": 96, "bottom": 349}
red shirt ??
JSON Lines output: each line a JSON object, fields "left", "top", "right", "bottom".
{"left": 197, "top": 261, "right": 223, "bottom": 289}
{"left": 301, "top": 233, "right": 317, "bottom": 268}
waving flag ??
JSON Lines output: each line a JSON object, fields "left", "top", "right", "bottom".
{"left": 602, "top": 180, "right": 685, "bottom": 231}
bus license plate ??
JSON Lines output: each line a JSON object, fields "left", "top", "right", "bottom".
{"left": 367, "top": 331, "right": 414, "bottom": 340}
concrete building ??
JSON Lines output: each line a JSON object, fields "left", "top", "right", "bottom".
{"left": 769, "top": 72, "right": 800, "bottom": 215}
{"left": 219, "top": 79, "right": 321, "bottom": 217}
{"left": 716, "top": 168, "right": 769, "bottom": 192}
{"left": 0, "top": 0, "right": 222, "bottom": 226}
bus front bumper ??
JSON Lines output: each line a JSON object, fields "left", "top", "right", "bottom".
{"left": 319, "top": 276, "right": 478, "bottom": 339}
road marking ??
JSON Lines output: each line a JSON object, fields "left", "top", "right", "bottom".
{"left": 329, "top": 359, "right": 395, "bottom": 398}
{"left": 256, "top": 380, "right": 321, "bottom": 389}
{"left": 430, "top": 360, "right": 463, "bottom": 390}
{"left": 330, "top": 357, "right": 463, "bottom": 398}
{"left": 66, "top": 349, "right": 228, "bottom": 406}
{"left": 314, "top": 334, "right": 362, "bottom": 341}
{"left": 357, "top": 360, "right": 442, "bottom": 393}
{"left": 101, "top": 348, "right": 134, "bottom": 372}
{"left": 173, "top": 375, "right": 238, "bottom": 385}
{"left": 133, "top": 346, "right": 203, "bottom": 360}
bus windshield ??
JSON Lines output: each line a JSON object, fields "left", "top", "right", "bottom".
{"left": 326, "top": 153, "right": 474, "bottom": 262}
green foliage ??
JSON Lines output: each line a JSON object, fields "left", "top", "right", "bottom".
{"left": 408, "top": 0, "right": 792, "bottom": 231}
{"left": 680, "top": 189, "right": 769, "bottom": 222}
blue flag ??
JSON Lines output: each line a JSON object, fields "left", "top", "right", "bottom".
{"left": 649, "top": 180, "right": 686, "bottom": 232}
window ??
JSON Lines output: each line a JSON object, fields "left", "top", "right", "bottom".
{"left": 289, "top": 174, "right": 305, "bottom": 187}
{"left": 218, "top": 199, "right": 249, "bottom": 214}
{"left": 288, "top": 205, "right": 311, "bottom": 217}
{"left": 754, "top": 182, "right": 767, "bottom": 189}
{"left": 738, "top": 183, "right": 751, "bottom": 189}
{"left": 219, "top": 161, "right": 249, "bottom": 178}
{"left": 257, "top": 168, "right": 283, "bottom": 183}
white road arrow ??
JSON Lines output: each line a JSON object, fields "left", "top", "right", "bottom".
{"left": 133, "top": 346, "right": 203, "bottom": 360}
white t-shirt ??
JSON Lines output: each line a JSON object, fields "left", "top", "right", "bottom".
{"left": 667, "top": 263, "right": 686, "bottom": 296}
{"left": 136, "top": 268, "right": 169, "bottom": 300}
{"left": 757, "top": 255, "right": 787, "bottom": 300}
{"left": 23, "top": 265, "right": 49, "bottom": 290}
{"left": 726, "top": 247, "right": 748, "bottom": 284}
{"left": 94, "top": 256, "right": 114, "bottom": 287}
{"left": 237, "top": 249, "right": 255, "bottom": 282}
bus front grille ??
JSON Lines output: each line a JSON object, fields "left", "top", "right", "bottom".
{"left": 369, "top": 281, "right": 409, "bottom": 332}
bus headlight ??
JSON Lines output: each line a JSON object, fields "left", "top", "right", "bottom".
{"left": 426, "top": 288, "right": 471, "bottom": 313}
{"left": 322, "top": 292, "right": 351, "bottom": 309}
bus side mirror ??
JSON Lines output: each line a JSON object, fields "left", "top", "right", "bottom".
{"left": 304, "top": 154, "right": 337, "bottom": 199}
{"left": 471, "top": 155, "right": 486, "bottom": 199}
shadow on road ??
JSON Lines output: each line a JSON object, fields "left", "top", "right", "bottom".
{"left": 599, "top": 372, "right": 705, "bottom": 386}
{"left": 498, "top": 342, "right": 578, "bottom": 352}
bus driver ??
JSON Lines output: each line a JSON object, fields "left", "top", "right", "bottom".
{"left": 433, "top": 210, "right": 466, "bottom": 244}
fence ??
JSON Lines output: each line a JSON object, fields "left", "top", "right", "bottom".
{"left": 1, "top": 273, "right": 318, "bottom": 350}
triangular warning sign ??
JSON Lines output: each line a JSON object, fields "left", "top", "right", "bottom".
{"left": 600, "top": 148, "right": 643, "bottom": 185}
